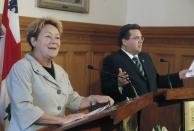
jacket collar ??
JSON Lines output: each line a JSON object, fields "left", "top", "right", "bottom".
{"left": 25, "top": 54, "right": 60, "bottom": 87}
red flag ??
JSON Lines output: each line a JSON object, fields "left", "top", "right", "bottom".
{"left": 0, "top": 0, "right": 21, "bottom": 128}
{"left": 0, "top": 0, "right": 21, "bottom": 78}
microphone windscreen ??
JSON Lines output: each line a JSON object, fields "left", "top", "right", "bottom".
{"left": 87, "top": 64, "right": 94, "bottom": 69}
{"left": 160, "top": 59, "right": 167, "bottom": 62}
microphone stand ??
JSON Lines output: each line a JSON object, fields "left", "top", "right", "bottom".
{"left": 160, "top": 59, "right": 173, "bottom": 89}
{"left": 87, "top": 65, "right": 139, "bottom": 99}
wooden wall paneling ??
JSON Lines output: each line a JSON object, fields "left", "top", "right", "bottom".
{"left": 90, "top": 51, "right": 106, "bottom": 95}
{"left": 70, "top": 51, "right": 91, "bottom": 96}
{"left": 144, "top": 46, "right": 194, "bottom": 88}
{"left": 59, "top": 19, "right": 119, "bottom": 96}
{"left": 90, "top": 45, "right": 118, "bottom": 94}
{"left": 54, "top": 51, "right": 69, "bottom": 71}
{"left": 149, "top": 50, "right": 176, "bottom": 74}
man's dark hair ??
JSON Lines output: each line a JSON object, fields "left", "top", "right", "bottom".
{"left": 118, "top": 24, "right": 141, "bottom": 47}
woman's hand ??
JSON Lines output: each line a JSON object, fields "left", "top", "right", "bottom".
{"left": 61, "top": 113, "right": 85, "bottom": 125}
{"left": 89, "top": 95, "right": 114, "bottom": 106}
{"left": 80, "top": 95, "right": 114, "bottom": 109}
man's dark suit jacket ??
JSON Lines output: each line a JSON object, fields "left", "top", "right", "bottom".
{"left": 101, "top": 50, "right": 183, "bottom": 102}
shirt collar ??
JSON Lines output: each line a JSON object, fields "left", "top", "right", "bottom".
{"left": 121, "top": 48, "right": 138, "bottom": 59}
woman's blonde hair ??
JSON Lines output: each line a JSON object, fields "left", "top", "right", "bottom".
{"left": 26, "top": 17, "right": 63, "bottom": 50}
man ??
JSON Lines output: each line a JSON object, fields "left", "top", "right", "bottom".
{"left": 101, "top": 24, "right": 189, "bottom": 102}
{"left": 100, "top": 24, "right": 190, "bottom": 131}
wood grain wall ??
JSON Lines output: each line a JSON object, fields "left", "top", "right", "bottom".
{"left": 142, "top": 27, "right": 194, "bottom": 88}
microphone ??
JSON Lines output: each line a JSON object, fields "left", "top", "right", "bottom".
{"left": 160, "top": 59, "right": 173, "bottom": 89}
{"left": 87, "top": 64, "right": 118, "bottom": 78}
{"left": 87, "top": 64, "right": 139, "bottom": 99}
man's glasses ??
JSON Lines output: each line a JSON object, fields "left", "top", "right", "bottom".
{"left": 129, "top": 36, "right": 144, "bottom": 41}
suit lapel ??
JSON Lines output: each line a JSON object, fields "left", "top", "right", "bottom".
{"left": 26, "top": 54, "right": 60, "bottom": 88}
{"left": 119, "top": 50, "right": 146, "bottom": 80}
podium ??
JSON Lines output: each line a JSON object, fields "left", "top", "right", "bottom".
{"left": 163, "top": 87, "right": 194, "bottom": 101}
{"left": 140, "top": 87, "right": 194, "bottom": 131}
{"left": 112, "top": 92, "right": 153, "bottom": 125}
{"left": 38, "top": 88, "right": 194, "bottom": 131}
{"left": 38, "top": 93, "right": 153, "bottom": 131}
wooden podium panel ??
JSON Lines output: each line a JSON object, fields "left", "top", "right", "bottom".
{"left": 164, "top": 87, "right": 194, "bottom": 101}
{"left": 112, "top": 93, "right": 153, "bottom": 124}
{"left": 55, "top": 108, "right": 116, "bottom": 131}
{"left": 38, "top": 107, "right": 116, "bottom": 131}
{"left": 139, "top": 101, "right": 181, "bottom": 131}
{"left": 38, "top": 93, "right": 153, "bottom": 131}
{"left": 140, "top": 88, "right": 194, "bottom": 131}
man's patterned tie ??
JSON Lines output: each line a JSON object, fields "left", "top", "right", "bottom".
{"left": 132, "top": 56, "right": 145, "bottom": 77}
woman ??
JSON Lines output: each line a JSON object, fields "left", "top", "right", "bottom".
{"left": 6, "top": 17, "right": 114, "bottom": 131}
